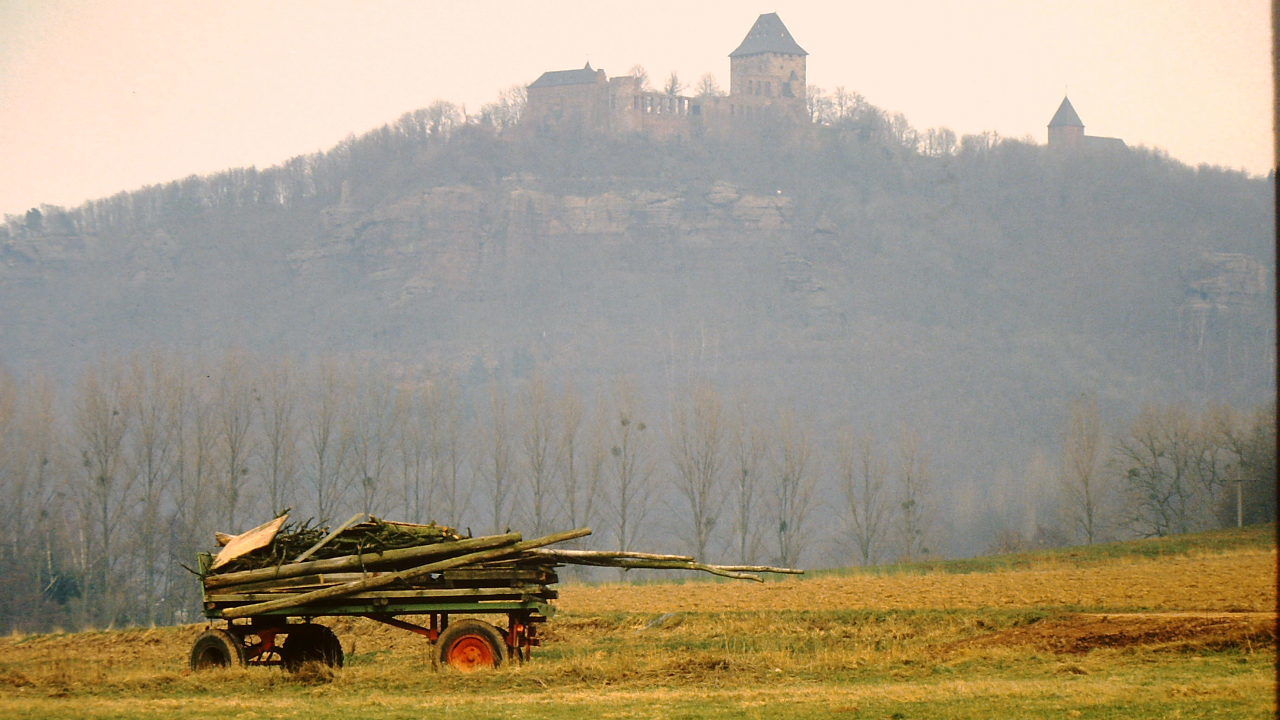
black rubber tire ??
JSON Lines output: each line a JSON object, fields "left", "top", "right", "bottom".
{"left": 436, "top": 619, "right": 507, "bottom": 671}
{"left": 282, "top": 624, "right": 344, "bottom": 671}
{"left": 189, "top": 628, "right": 246, "bottom": 670}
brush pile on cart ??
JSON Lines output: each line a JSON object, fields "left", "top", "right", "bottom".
{"left": 191, "top": 512, "right": 801, "bottom": 672}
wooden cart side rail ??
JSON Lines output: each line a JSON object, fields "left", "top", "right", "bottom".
{"left": 206, "top": 585, "right": 556, "bottom": 603}
{"left": 203, "top": 532, "right": 522, "bottom": 590}
{"left": 217, "top": 598, "right": 555, "bottom": 618}
{"left": 220, "top": 528, "right": 590, "bottom": 619}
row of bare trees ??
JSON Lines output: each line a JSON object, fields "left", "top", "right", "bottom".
{"left": 0, "top": 353, "right": 1269, "bottom": 632}
{"left": 1058, "top": 395, "right": 1274, "bottom": 544}
{"left": 0, "top": 352, "right": 933, "bottom": 631}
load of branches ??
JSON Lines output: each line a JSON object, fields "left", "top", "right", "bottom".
{"left": 200, "top": 513, "right": 801, "bottom": 621}
{"left": 212, "top": 513, "right": 462, "bottom": 573}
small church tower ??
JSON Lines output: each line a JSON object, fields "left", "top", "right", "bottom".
{"left": 729, "top": 13, "right": 807, "bottom": 116}
{"left": 1047, "top": 96, "right": 1085, "bottom": 149}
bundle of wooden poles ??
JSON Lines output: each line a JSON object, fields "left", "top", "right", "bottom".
{"left": 199, "top": 514, "right": 802, "bottom": 621}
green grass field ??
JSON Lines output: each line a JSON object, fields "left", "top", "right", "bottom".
{"left": 1, "top": 525, "right": 1274, "bottom": 719}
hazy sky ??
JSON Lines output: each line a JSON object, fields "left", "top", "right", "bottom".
{"left": 0, "top": 0, "right": 1272, "bottom": 218}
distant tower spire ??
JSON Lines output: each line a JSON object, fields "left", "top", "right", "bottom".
{"left": 1047, "top": 96, "right": 1085, "bottom": 148}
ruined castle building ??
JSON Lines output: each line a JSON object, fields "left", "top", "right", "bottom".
{"left": 525, "top": 63, "right": 611, "bottom": 131}
{"left": 728, "top": 13, "right": 808, "bottom": 117}
{"left": 525, "top": 13, "right": 808, "bottom": 135}
{"left": 1047, "top": 96, "right": 1126, "bottom": 151}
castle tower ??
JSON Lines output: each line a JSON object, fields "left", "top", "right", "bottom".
{"left": 729, "top": 13, "right": 807, "bottom": 116}
{"left": 1047, "top": 96, "right": 1085, "bottom": 149}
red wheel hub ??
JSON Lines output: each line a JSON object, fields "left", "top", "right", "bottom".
{"left": 446, "top": 634, "right": 495, "bottom": 671}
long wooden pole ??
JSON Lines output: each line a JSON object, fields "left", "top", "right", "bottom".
{"left": 203, "top": 532, "right": 521, "bottom": 590}
{"left": 220, "top": 528, "right": 590, "bottom": 619}
{"left": 523, "top": 549, "right": 696, "bottom": 562}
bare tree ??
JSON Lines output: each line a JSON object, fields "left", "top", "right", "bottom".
{"left": 4, "top": 373, "right": 67, "bottom": 630}
{"left": 1060, "top": 394, "right": 1103, "bottom": 543}
{"left": 170, "top": 362, "right": 217, "bottom": 616}
{"left": 518, "top": 375, "right": 558, "bottom": 535}
{"left": 71, "top": 360, "right": 135, "bottom": 625}
{"left": 1210, "top": 403, "right": 1277, "bottom": 526}
{"left": 807, "top": 86, "right": 835, "bottom": 124}
{"left": 396, "top": 386, "right": 432, "bottom": 524}
{"left": 895, "top": 426, "right": 931, "bottom": 561}
{"left": 479, "top": 85, "right": 528, "bottom": 132}
{"left": 605, "top": 381, "right": 653, "bottom": 554}
{"left": 729, "top": 396, "right": 766, "bottom": 565}
{"left": 350, "top": 369, "right": 398, "bottom": 517}
{"left": 628, "top": 65, "right": 650, "bottom": 90}
{"left": 126, "top": 353, "right": 181, "bottom": 624}
{"left": 556, "top": 384, "right": 593, "bottom": 537}
{"left": 426, "top": 377, "right": 469, "bottom": 526}
{"left": 694, "top": 73, "right": 724, "bottom": 98}
{"left": 424, "top": 100, "right": 462, "bottom": 138}
{"left": 480, "top": 384, "right": 514, "bottom": 534}
{"left": 839, "top": 429, "right": 890, "bottom": 565}
{"left": 771, "top": 410, "right": 814, "bottom": 568}
{"left": 305, "top": 361, "right": 352, "bottom": 524}
{"left": 1115, "top": 404, "right": 1227, "bottom": 537}
{"left": 256, "top": 359, "right": 299, "bottom": 514}
{"left": 663, "top": 71, "right": 684, "bottom": 97}
{"left": 668, "top": 383, "right": 724, "bottom": 560}
{"left": 923, "top": 127, "right": 958, "bottom": 157}
{"left": 215, "top": 351, "right": 256, "bottom": 530}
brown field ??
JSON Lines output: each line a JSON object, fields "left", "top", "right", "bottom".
{"left": 559, "top": 547, "right": 1277, "bottom": 614}
{"left": 0, "top": 529, "right": 1274, "bottom": 719}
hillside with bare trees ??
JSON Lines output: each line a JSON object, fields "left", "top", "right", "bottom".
{"left": 0, "top": 94, "right": 1273, "bottom": 631}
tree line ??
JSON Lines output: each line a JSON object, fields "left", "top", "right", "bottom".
{"left": 0, "top": 352, "right": 1271, "bottom": 633}
{"left": 0, "top": 352, "right": 930, "bottom": 632}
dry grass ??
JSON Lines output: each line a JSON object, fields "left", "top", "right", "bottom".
{"left": 558, "top": 546, "right": 1277, "bottom": 614}
{"left": 0, "top": 528, "right": 1273, "bottom": 719}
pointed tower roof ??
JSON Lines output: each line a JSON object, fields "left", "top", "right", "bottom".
{"left": 730, "top": 13, "right": 807, "bottom": 57}
{"left": 1048, "top": 96, "right": 1084, "bottom": 127}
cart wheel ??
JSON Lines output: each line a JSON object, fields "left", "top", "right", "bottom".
{"left": 282, "top": 624, "right": 344, "bottom": 671}
{"left": 190, "top": 628, "right": 246, "bottom": 670}
{"left": 437, "top": 619, "right": 507, "bottom": 671}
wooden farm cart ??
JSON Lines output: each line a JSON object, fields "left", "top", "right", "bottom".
{"left": 190, "top": 528, "right": 585, "bottom": 672}
{"left": 189, "top": 518, "right": 801, "bottom": 673}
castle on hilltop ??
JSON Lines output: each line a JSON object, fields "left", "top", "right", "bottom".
{"left": 1047, "top": 96, "right": 1125, "bottom": 151}
{"left": 525, "top": 13, "right": 807, "bottom": 137}
{"left": 526, "top": 13, "right": 1127, "bottom": 153}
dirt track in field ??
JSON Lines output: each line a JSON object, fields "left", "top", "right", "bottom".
{"left": 963, "top": 612, "right": 1276, "bottom": 654}
{"left": 557, "top": 549, "right": 1277, "bottom": 614}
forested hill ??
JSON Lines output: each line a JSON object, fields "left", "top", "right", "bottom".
{"left": 0, "top": 104, "right": 1273, "bottom": 559}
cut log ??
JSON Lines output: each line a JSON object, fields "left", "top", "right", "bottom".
{"left": 292, "top": 512, "right": 367, "bottom": 563}
{"left": 219, "top": 527, "right": 590, "bottom": 619}
{"left": 203, "top": 532, "right": 521, "bottom": 589}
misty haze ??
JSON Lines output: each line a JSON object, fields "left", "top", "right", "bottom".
{"left": 0, "top": 8, "right": 1273, "bottom": 710}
